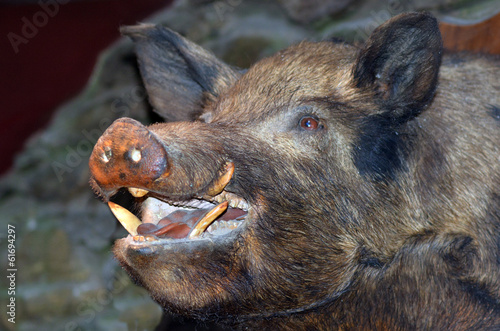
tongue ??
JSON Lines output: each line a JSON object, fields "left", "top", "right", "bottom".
{"left": 137, "top": 209, "right": 205, "bottom": 238}
{"left": 137, "top": 222, "right": 191, "bottom": 239}
{"left": 137, "top": 205, "right": 247, "bottom": 239}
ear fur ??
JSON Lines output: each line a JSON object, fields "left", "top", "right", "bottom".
{"left": 353, "top": 12, "right": 443, "bottom": 122}
{"left": 352, "top": 12, "right": 443, "bottom": 180}
{"left": 121, "top": 24, "right": 241, "bottom": 122}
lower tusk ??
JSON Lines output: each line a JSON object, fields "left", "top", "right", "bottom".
{"left": 108, "top": 202, "right": 142, "bottom": 236}
{"left": 128, "top": 187, "right": 149, "bottom": 198}
{"left": 188, "top": 201, "right": 228, "bottom": 239}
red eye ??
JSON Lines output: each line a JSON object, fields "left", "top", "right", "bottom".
{"left": 300, "top": 116, "right": 320, "bottom": 131}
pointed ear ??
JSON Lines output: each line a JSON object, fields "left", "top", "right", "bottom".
{"left": 353, "top": 12, "right": 442, "bottom": 122}
{"left": 121, "top": 24, "right": 241, "bottom": 122}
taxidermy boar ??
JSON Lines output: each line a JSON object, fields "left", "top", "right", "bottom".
{"left": 89, "top": 12, "right": 500, "bottom": 330}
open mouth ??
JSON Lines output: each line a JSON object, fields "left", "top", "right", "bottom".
{"left": 107, "top": 189, "right": 249, "bottom": 243}
{"left": 88, "top": 118, "right": 250, "bottom": 243}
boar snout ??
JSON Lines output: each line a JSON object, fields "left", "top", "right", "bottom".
{"left": 89, "top": 117, "right": 244, "bottom": 241}
{"left": 89, "top": 117, "right": 169, "bottom": 199}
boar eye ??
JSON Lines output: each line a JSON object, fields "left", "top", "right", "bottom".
{"left": 300, "top": 116, "right": 322, "bottom": 131}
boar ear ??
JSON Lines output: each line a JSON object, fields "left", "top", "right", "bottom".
{"left": 121, "top": 24, "right": 241, "bottom": 122}
{"left": 353, "top": 12, "right": 442, "bottom": 122}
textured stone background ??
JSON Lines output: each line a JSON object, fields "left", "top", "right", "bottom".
{"left": 1, "top": 0, "right": 499, "bottom": 330}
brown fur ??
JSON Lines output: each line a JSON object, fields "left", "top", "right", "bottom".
{"left": 89, "top": 13, "right": 500, "bottom": 329}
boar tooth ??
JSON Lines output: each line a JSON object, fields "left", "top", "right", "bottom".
{"left": 212, "top": 192, "right": 229, "bottom": 204}
{"left": 188, "top": 201, "right": 228, "bottom": 239}
{"left": 206, "top": 162, "right": 234, "bottom": 196}
{"left": 207, "top": 221, "right": 219, "bottom": 233}
{"left": 128, "top": 187, "right": 149, "bottom": 198}
{"left": 193, "top": 200, "right": 216, "bottom": 209}
{"left": 108, "top": 202, "right": 142, "bottom": 236}
{"left": 213, "top": 196, "right": 223, "bottom": 203}
{"left": 237, "top": 200, "right": 249, "bottom": 211}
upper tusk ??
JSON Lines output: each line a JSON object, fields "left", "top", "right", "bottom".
{"left": 206, "top": 162, "right": 235, "bottom": 196}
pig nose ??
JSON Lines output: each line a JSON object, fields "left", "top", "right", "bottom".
{"left": 89, "top": 117, "right": 169, "bottom": 197}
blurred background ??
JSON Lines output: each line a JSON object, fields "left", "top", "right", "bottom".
{"left": 1, "top": 0, "right": 499, "bottom": 330}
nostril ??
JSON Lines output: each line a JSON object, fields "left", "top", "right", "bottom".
{"left": 102, "top": 147, "right": 113, "bottom": 163}
{"left": 130, "top": 148, "right": 142, "bottom": 163}
{"left": 101, "top": 152, "right": 109, "bottom": 163}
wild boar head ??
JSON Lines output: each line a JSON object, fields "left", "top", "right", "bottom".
{"left": 89, "top": 12, "right": 447, "bottom": 324}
